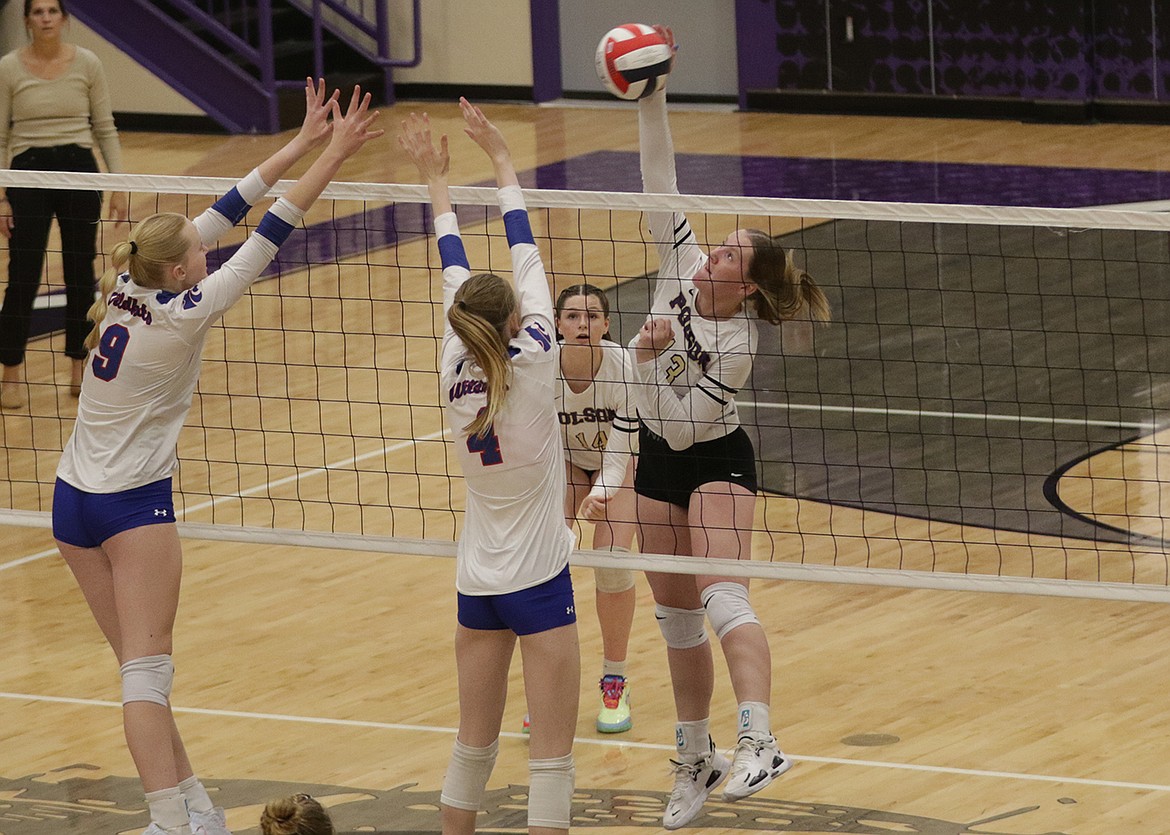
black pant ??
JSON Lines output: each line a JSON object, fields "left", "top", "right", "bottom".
{"left": 1, "top": 144, "right": 103, "bottom": 365}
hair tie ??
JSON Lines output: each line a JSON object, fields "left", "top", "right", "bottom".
{"left": 129, "top": 240, "right": 138, "bottom": 255}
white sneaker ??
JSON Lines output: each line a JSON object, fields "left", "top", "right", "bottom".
{"left": 722, "top": 732, "right": 792, "bottom": 801}
{"left": 190, "top": 807, "right": 232, "bottom": 835}
{"left": 663, "top": 740, "right": 730, "bottom": 830}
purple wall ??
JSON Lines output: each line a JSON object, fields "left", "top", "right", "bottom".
{"left": 737, "top": 0, "right": 1167, "bottom": 104}
{"left": 1094, "top": 3, "right": 1170, "bottom": 99}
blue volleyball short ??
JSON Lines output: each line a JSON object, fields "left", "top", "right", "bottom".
{"left": 52, "top": 477, "right": 175, "bottom": 548}
{"left": 457, "top": 565, "right": 576, "bottom": 635}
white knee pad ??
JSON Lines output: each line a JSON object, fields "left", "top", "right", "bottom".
{"left": 595, "top": 567, "right": 634, "bottom": 594}
{"left": 654, "top": 604, "right": 708, "bottom": 649}
{"left": 120, "top": 654, "right": 174, "bottom": 707}
{"left": 701, "top": 582, "right": 760, "bottom": 640}
{"left": 594, "top": 547, "right": 634, "bottom": 594}
{"left": 528, "top": 754, "right": 574, "bottom": 829}
{"left": 440, "top": 739, "right": 498, "bottom": 811}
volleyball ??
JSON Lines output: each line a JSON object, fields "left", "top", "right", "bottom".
{"left": 595, "top": 24, "right": 674, "bottom": 101}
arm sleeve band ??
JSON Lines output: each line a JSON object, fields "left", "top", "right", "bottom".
{"left": 498, "top": 185, "right": 535, "bottom": 246}
{"left": 435, "top": 212, "right": 470, "bottom": 270}
{"left": 256, "top": 197, "right": 302, "bottom": 247}
{"left": 235, "top": 167, "right": 271, "bottom": 206}
{"left": 209, "top": 167, "right": 269, "bottom": 226}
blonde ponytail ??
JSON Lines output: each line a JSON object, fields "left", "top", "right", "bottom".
{"left": 83, "top": 212, "right": 194, "bottom": 350}
{"left": 447, "top": 273, "right": 518, "bottom": 439}
{"left": 84, "top": 241, "right": 133, "bottom": 351}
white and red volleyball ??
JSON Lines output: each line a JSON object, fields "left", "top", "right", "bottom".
{"left": 595, "top": 24, "right": 674, "bottom": 101}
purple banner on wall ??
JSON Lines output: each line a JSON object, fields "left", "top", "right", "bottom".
{"left": 933, "top": 0, "right": 1090, "bottom": 99}
{"left": 1094, "top": 3, "right": 1164, "bottom": 101}
{"left": 829, "top": 0, "right": 933, "bottom": 94}
{"left": 735, "top": 0, "right": 1166, "bottom": 103}
{"left": 736, "top": 0, "right": 827, "bottom": 105}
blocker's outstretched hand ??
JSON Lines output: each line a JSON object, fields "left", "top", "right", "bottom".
{"left": 325, "top": 85, "right": 384, "bottom": 159}
{"left": 298, "top": 77, "right": 342, "bottom": 148}
{"left": 399, "top": 111, "right": 452, "bottom": 216}
{"left": 399, "top": 112, "right": 450, "bottom": 184}
{"left": 460, "top": 98, "right": 518, "bottom": 189}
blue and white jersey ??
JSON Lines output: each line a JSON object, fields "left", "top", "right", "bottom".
{"left": 556, "top": 339, "right": 638, "bottom": 500}
{"left": 57, "top": 170, "right": 303, "bottom": 493}
{"left": 438, "top": 185, "right": 574, "bottom": 596}
{"left": 633, "top": 90, "right": 758, "bottom": 451}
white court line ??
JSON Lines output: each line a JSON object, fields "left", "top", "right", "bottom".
{"left": 740, "top": 400, "right": 1153, "bottom": 431}
{"left": 179, "top": 428, "right": 448, "bottom": 518}
{"left": 0, "top": 546, "right": 59, "bottom": 572}
{"left": 1, "top": 690, "right": 1166, "bottom": 793}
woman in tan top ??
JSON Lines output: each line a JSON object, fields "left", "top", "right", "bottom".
{"left": 0, "top": 0, "right": 128, "bottom": 409}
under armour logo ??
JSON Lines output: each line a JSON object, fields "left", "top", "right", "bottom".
{"left": 153, "top": 509, "right": 168, "bottom": 517}
{"left": 566, "top": 606, "right": 575, "bottom": 615}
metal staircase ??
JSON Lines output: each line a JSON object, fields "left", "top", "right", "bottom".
{"left": 68, "top": 0, "right": 420, "bottom": 133}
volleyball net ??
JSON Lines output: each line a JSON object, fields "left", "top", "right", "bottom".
{"left": 1, "top": 170, "right": 1168, "bottom": 601}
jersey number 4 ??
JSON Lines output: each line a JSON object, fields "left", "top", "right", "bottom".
{"left": 467, "top": 407, "right": 503, "bottom": 465}
{"left": 92, "top": 324, "right": 130, "bottom": 381}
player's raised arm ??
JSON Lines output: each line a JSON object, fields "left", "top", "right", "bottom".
{"left": 282, "top": 85, "right": 383, "bottom": 212}
{"left": 460, "top": 97, "right": 519, "bottom": 190}
{"left": 256, "top": 78, "right": 340, "bottom": 186}
{"left": 192, "top": 78, "right": 350, "bottom": 247}
{"left": 398, "top": 111, "right": 452, "bottom": 216}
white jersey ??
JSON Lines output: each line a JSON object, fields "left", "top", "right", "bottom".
{"left": 56, "top": 170, "right": 303, "bottom": 493}
{"left": 633, "top": 91, "right": 758, "bottom": 451}
{"left": 556, "top": 339, "right": 638, "bottom": 500}
{"left": 438, "top": 185, "right": 575, "bottom": 596}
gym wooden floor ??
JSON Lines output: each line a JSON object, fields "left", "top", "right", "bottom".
{"left": 2, "top": 100, "right": 1170, "bottom": 834}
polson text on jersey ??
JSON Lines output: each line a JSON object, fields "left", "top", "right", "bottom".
{"left": 668, "top": 292, "right": 711, "bottom": 371}
{"left": 558, "top": 407, "right": 616, "bottom": 426}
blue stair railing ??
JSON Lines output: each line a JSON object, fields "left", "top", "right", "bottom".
{"left": 291, "top": 0, "right": 422, "bottom": 103}
{"left": 68, "top": 0, "right": 420, "bottom": 134}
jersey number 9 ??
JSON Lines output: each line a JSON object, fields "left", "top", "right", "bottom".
{"left": 92, "top": 324, "right": 130, "bottom": 382}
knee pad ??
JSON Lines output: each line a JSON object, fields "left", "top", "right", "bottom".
{"left": 654, "top": 604, "right": 708, "bottom": 649}
{"left": 440, "top": 739, "right": 498, "bottom": 812}
{"left": 594, "top": 547, "right": 634, "bottom": 594}
{"left": 595, "top": 566, "right": 634, "bottom": 594}
{"left": 119, "top": 654, "right": 173, "bottom": 707}
{"left": 701, "top": 582, "right": 760, "bottom": 640}
{"left": 528, "top": 754, "right": 574, "bottom": 829}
